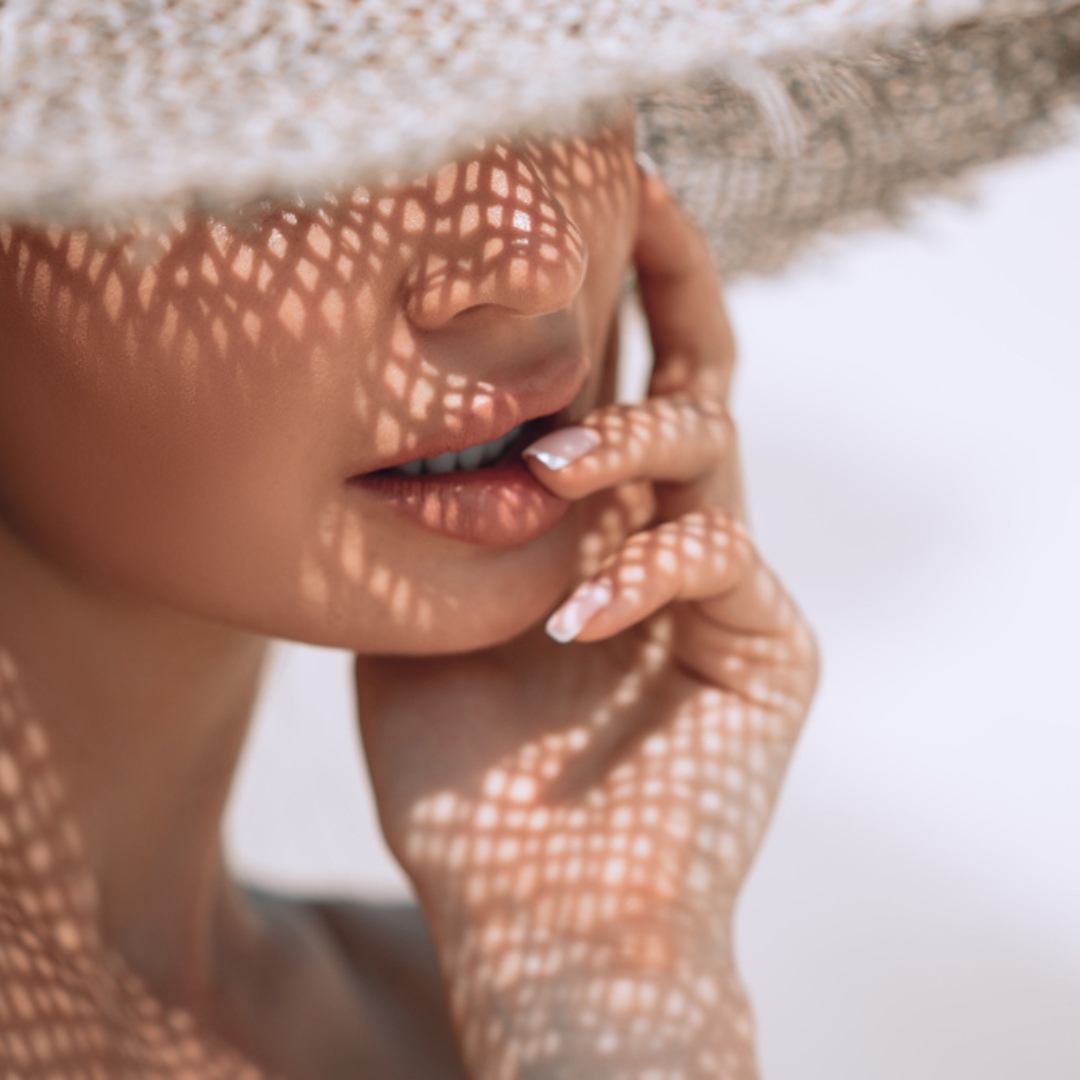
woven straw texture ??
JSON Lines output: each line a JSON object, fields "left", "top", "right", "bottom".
{"left": 1, "top": 0, "right": 1078, "bottom": 275}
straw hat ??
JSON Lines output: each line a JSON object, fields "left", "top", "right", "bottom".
{"left": 2, "top": 0, "right": 1078, "bottom": 275}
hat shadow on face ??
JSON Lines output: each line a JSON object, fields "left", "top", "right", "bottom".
{"left": 0, "top": 131, "right": 640, "bottom": 642}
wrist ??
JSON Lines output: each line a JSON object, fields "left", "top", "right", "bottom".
{"left": 416, "top": 884, "right": 755, "bottom": 1080}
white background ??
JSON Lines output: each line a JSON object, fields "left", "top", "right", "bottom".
{"left": 225, "top": 142, "right": 1080, "bottom": 1079}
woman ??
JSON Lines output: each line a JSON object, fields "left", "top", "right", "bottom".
{"left": 0, "top": 3, "right": 1076, "bottom": 1078}
{"left": 0, "top": 112, "right": 815, "bottom": 1077}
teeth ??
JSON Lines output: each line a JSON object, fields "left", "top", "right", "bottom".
{"left": 393, "top": 424, "right": 524, "bottom": 476}
{"left": 457, "top": 444, "right": 485, "bottom": 470}
{"left": 426, "top": 451, "right": 458, "bottom": 475}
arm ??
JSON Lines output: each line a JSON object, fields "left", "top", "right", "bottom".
{"left": 356, "top": 175, "right": 818, "bottom": 1079}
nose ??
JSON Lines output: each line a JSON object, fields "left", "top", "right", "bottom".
{"left": 402, "top": 142, "right": 587, "bottom": 330}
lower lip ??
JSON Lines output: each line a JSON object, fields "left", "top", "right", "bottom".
{"left": 350, "top": 457, "right": 569, "bottom": 546}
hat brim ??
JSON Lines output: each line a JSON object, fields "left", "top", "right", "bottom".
{"left": 1, "top": 0, "right": 1078, "bottom": 276}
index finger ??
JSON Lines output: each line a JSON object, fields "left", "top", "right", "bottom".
{"left": 634, "top": 171, "right": 736, "bottom": 403}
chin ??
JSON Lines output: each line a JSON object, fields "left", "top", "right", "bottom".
{"left": 304, "top": 536, "right": 576, "bottom": 657}
{"left": 313, "top": 597, "right": 552, "bottom": 657}
{"left": 367, "top": 576, "right": 566, "bottom": 656}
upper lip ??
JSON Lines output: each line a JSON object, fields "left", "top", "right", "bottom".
{"left": 351, "top": 351, "right": 590, "bottom": 475}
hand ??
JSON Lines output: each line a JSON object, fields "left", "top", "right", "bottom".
{"left": 355, "top": 175, "right": 818, "bottom": 1080}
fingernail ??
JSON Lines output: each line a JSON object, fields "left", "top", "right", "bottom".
{"left": 546, "top": 580, "right": 613, "bottom": 643}
{"left": 522, "top": 426, "right": 601, "bottom": 471}
{"left": 635, "top": 150, "right": 661, "bottom": 177}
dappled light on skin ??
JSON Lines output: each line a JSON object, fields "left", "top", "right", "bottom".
{"left": 348, "top": 176, "right": 817, "bottom": 1077}
{"left": 403, "top": 141, "right": 587, "bottom": 329}
{"left": 363, "top": 502, "right": 815, "bottom": 1079}
{"left": 381, "top": 468, "right": 562, "bottom": 547}
{"left": 0, "top": 651, "right": 266, "bottom": 1078}
{"left": 0, "top": 122, "right": 650, "bottom": 1074}
{"left": 572, "top": 481, "right": 658, "bottom": 580}
{"left": 585, "top": 399, "right": 730, "bottom": 486}
{"left": 0, "top": 125, "right": 636, "bottom": 650}
{"left": 0, "top": 119, "right": 817, "bottom": 1077}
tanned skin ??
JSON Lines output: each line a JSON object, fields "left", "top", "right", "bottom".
{"left": 0, "top": 114, "right": 816, "bottom": 1079}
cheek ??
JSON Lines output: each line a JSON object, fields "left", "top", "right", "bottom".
{"left": 0, "top": 366, "right": 298, "bottom": 600}
{"left": 0, "top": 301, "right": 340, "bottom": 620}
{"left": 0, "top": 226, "right": 382, "bottom": 606}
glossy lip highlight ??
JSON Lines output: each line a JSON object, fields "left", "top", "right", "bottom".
{"left": 353, "top": 457, "right": 569, "bottom": 546}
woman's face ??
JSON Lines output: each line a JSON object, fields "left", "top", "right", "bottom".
{"left": 0, "top": 121, "right": 640, "bottom": 652}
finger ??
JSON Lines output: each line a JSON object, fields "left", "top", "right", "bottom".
{"left": 522, "top": 396, "right": 732, "bottom": 500}
{"left": 673, "top": 600, "right": 819, "bottom": 718}
{"left": 634, "top": 172, "right": 736, "bottom": 403}
{"left": 545, "top": 508, "right": 755, "bottom": 643}
{"left": 571, "top": 479, "right": 657, "bottom": 578}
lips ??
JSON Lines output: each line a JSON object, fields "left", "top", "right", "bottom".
{"left": 346, "top": 352, "right": 587, "bottom": 546}
{"left": 355, "top": 455, "right": 569, "bottom": 546}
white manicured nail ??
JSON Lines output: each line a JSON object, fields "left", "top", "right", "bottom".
{"left": 635, "top": 150, "right": 661, "bottom": 176}
{"left": 522, "top": 426, "right": 601, "bottom": 471}
{"left": 545, "top": 581, "right": 613, "bottom": 643}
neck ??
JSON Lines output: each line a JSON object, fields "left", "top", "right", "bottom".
{"left": 0, "top": 522, "right": 269, "bottom": 1006}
